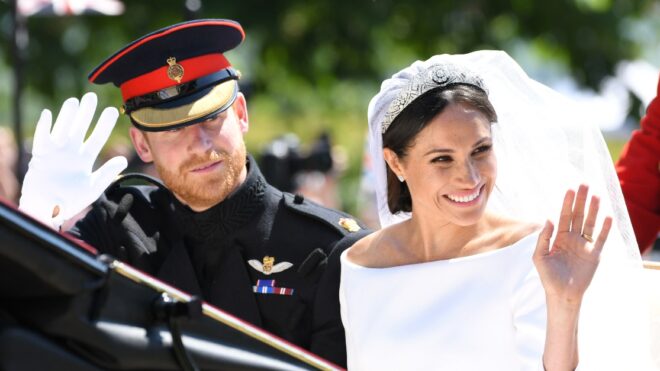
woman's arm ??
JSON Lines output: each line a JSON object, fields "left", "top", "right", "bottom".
{"left": 542, "top": 297, "right": 580, "bottom": 370}
{"left": 533, "top": 185, "right": 612, "bottom": 371}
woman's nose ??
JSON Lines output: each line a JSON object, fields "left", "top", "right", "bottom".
{"left": 457, "top": 160, "right": 480, "bottom": 186}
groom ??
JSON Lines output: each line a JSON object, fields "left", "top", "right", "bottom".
{"left": 19, "top": 19, "right": 368, "bottom": 366}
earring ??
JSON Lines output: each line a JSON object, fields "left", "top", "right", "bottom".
{"left": 397, "top": 174, "right": 405, "bottom": 182}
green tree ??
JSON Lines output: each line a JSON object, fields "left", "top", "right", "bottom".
{"left": 0, "top": 0, "right": 657, "bottom": 212}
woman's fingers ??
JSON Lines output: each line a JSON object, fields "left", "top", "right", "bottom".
{"left": 534, "top": 220, "right": 554, "bottom": 259}
{"left": 551, "top": 185, "right": 610, "bottom": 260}
{"left": 581, "top": 195, "right": 600, "bottom": 240}
{"left": 593, "top": 216, "right": 612, "bottom": 256}
{"left": 557, "top": 189, "right": 576, "bottom": 233}
{"left": 570, "top": 184, "right": 589, "bottom": 233}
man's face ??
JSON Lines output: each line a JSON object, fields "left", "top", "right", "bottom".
{"left": 130, "top": 94, "right": 249, "bottom": 211}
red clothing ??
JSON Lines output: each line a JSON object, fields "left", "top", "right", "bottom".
{"left": 615, "top": 76, "right": 660, "bottom": 254}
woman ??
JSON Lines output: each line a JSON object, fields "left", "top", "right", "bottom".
{"left": 340, "top": 52, "right": 654, "bottom": 370}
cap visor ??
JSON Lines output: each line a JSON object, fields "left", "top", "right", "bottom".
{"left": 130, "top": 80, "right": 237, "bottom": 131}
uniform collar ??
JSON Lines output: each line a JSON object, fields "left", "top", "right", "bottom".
{"left": 174, "top": 154, "right": 267, "bottom": 240}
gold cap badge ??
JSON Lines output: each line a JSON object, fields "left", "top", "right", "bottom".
{"left": 339, "top": 218, "right": 361, "bottom": 232}
{"left": 166, "top": 57, "right": 184, "bottom": 83}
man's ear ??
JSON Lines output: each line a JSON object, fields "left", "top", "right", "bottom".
{"left": 383, "top": 148, "right": 405, "bottom": 178}
{"left": 232, "top": 92, "right": 249, "bottom": 134}
{"left": 129, "top": 127, "right": 153, "bottom": 163}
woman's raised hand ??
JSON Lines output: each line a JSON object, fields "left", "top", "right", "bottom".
{"left": 533, "top": 184, "right": 612, "bottom": 305}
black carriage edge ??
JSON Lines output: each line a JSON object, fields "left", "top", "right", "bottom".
{"left": 0, "top": 198, "right": 342, "bottom": 371}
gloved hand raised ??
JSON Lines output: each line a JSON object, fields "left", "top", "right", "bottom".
{"left": 19, "top": 92, "right": 128, "bottom": 229}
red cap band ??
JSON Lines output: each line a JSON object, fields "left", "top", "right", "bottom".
{"left": 119, "top": 53, "right": 231, "bottom": 101}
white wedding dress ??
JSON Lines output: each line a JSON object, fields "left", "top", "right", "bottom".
{"left": 340, "top": 232, "right": 545, "bottom": 371}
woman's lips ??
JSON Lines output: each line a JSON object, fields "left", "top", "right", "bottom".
{"left": 443, "top": 185, "right": 485, "bottom": 207}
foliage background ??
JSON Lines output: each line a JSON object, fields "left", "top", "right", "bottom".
{"left": 1, "top": 0, "right": 659, "bottom": 214}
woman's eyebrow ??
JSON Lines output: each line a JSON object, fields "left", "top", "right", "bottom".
{"left": 423, "top": 147, "right": 453, "bottom": 156}
{"left": 472, "top": 137, "right": 492, "bottom": 147}
{"left": 422, "top": 137, "right": 491, "bottom": 156}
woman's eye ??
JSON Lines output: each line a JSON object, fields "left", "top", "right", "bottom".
{"left": 473, "top": 145, "right": 492, "bottom": 155}
{"left": 431, "top": 156, "right": 452, "bottom": 163}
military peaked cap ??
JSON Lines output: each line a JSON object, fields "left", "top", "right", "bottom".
{"left": 88, "top": 19, "right": 245, "bottom": 131}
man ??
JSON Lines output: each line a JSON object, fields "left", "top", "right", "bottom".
{"left": 616, "top": 72, "right": 660, "bottom": 255}
{"left": 18, "top": 19, "right": 367, "bottom": 366}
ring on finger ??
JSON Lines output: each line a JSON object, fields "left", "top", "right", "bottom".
{"left": 581, "top": 233, "right": 594, "bottom": 243}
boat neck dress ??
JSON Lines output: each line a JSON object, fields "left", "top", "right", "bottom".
{"left": 339, "top": 232, "right": 545, "bottom": 371}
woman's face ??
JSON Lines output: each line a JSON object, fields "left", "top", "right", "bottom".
{"left": 388, "top": 102, "right": 496, "bottom": 226}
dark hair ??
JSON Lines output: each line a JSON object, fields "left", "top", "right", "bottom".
{"left": 383, "top": 84, "right": 497, "bottom": 214}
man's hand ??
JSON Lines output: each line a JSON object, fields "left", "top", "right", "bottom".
{"left": 19, "top": 92, "right": 127, "bottom": 229}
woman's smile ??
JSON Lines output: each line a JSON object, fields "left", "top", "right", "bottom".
{"left": 443, "top": 184, "right": 484, "bottom": 206}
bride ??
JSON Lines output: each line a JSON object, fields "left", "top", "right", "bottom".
{"left": 339, "top": 51, "right": 655, "bottom": 370}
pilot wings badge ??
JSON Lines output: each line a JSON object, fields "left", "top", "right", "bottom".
{"left": 248, "top": 256, "right": 293, "bottom": 275}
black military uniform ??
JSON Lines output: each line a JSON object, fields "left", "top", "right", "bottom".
{"left": 70, "top": 155, "right": 367, "bottom": 366}
{"left": 69, "top": 19, "right": 370, "bottom": 367}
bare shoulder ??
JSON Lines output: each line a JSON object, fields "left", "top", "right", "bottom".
{"left": 345, "top": 226, "right": 400, "bottom": 268}
{"left": 485, "top": 214, "right": 542, "bottom": 248}
{"left": 345, "top": 230, "right": 382, "bottom": 266}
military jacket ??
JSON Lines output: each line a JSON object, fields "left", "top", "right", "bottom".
{"left": 69, "top": 156, "right": 369, "bottom": 366}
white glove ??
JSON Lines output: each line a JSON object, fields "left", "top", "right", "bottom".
{"left": 19, "top": 92, "right": 128, "bottom": 229}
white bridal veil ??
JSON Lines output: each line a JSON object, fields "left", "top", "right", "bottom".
{"left": 367, "top": 51, "right": 656, "bottom": 370}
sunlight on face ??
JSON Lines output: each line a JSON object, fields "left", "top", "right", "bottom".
{"left": 145, "top": 108, "right": 247, "bottom": 211}
{"left": 400, "top": 102, "right": 496, "bottom": 226}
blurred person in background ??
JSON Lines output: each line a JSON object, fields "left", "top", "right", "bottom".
{"left": 356, "top": 133, "right": 382, "bottom": 229}
{"left": 259, "top": 132, "right": 344, "bottom": 209}
{"left": 616, "top": 73, "right": 660, "bottom": 255}
{"left": 292, "top": 151, "right": 345, "bottom": 209}
{"left": 0, "top": 127, "right": 19, "bottom": 204}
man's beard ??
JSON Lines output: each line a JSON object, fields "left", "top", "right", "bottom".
{"left": 155, "top": 144, "right": 246, "bottom": 210}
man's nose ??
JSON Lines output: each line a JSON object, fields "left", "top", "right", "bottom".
{"left": 187, "top": 124, "right": 213, "bottom": 151}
